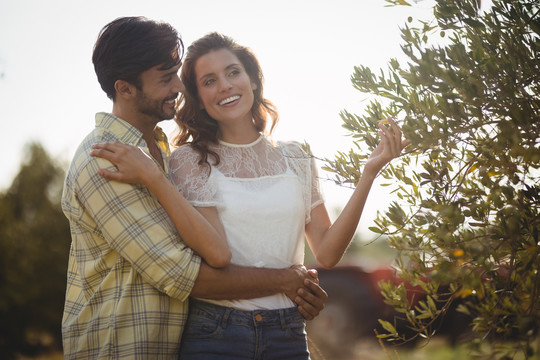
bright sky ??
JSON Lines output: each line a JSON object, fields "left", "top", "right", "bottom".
{"left": 0, "top": 0, "right": 435, "bottom": 235}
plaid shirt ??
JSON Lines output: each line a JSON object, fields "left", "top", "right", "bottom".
{"left": 61, "top": 112, "right": 201, "bottom": 359}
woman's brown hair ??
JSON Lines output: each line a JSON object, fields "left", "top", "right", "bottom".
{"left": 173, "top": 32, "right": 278, "bottom": 167}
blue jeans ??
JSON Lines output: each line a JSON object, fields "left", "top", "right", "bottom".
{"left": 179, "top": 299, "right": 310, "bottom": 360}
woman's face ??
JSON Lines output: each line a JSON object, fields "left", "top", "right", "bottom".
{"left": 194, "top": 48, "right": 256, "bottom": 127}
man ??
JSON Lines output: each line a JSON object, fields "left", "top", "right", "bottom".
{"left": 61, "top": 16, "right": 326, "bottom": 359}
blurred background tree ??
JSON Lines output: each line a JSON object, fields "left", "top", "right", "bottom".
{"left": 0, "top": 142, "right": 70, "bottom": 359}
{"left": 325, "top": 0, "right": 539, "bottom": 358}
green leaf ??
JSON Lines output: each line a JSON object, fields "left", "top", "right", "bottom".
{"left": 368, "top": 226, "right": 384, "bottom": 234}
{"left": 378, "top": 319, "right": 398, "bottom": 335}
{"left": 462, "top": 18, "right": 485, "bottom": 29}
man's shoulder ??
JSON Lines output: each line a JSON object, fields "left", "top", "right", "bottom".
{"left": 64, "top": 123, "right": 130, "bottom": 195}
{"left": 70, "top": 127, "right": 120, "bottom": 167}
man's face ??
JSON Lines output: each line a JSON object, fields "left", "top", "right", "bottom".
{"left": 135, "top": 63, "right": 184, "bottom": 121}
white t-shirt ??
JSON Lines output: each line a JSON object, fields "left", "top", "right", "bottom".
{"left": 168, "top": 135, "right": 324, "bottom": 310}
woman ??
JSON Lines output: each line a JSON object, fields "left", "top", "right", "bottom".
{"left": 92, "top": 32, "right": 407, "bottom": 359}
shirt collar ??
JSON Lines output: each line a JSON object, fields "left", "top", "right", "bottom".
{"left": 95, "top": 112, "right": 171, "bottom": 167}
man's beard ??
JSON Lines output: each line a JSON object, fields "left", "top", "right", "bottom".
{"left": 135, "top": 91, "right": 176, "bottom": 121}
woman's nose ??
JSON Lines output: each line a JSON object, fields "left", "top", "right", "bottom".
{"left": 218, "top": 77, "right": 232, "bottom": 91}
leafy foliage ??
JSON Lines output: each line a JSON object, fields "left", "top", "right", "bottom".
{"left": 0, "top": 142, "right": 71, "bottom": 359}
{"left": 325, "top": 0, "right": 539, "bottom": 358}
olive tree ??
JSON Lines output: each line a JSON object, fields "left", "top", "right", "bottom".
{"left": 324, "top": 0, "right": 539, "bottom": 358}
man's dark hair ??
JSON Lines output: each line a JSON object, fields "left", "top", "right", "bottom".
{"left": 92, "top": 16, "right": 184, "bottom": 100}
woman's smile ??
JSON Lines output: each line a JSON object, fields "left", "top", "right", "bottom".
{"left": 218, "top": 95, "right": 241, "bottom": 106}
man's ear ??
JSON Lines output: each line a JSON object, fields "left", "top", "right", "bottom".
{"left": 114, "top": 80, "right": 136, "bottom": 99}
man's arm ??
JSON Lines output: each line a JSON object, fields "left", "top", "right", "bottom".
{"left": 79, "top": 156, "right": 200, "bottom": 301}
{"left": 191, "top": 263, "right": 327, "bottom": 320}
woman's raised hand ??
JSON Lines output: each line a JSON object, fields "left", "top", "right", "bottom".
{"left": 90, "top": 142, "right": 162, "bottom": 186}
{"left": 364, "top": 117, "right": 409, "bottom": 176}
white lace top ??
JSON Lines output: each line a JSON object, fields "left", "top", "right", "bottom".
{"left": 168, "top": 135, "right": 324, "bottom": 310}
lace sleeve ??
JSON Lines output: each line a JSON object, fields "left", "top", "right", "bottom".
{"left": 167, "top": 145, "right": 219, "bottom": 207}
{"left": 280, "top": 141, "right": 325, "bottom": 224}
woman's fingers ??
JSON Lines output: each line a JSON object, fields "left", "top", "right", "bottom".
{"left": 378, "top": 122, "right": 397, "bottom": 157}
{"left": 90, "top": 142, "right": 141, "bottom": 183}
{"left": 90, "top": 150, "right": 116, "bottom": 165}
{"left": 90, "top": 142, "right": 124, "bottom": 161}
{"left": 366, "top": 117, "right": 408, "bottom": 175}
{"left": 92, "top": 141, "right": 121, "bottom": 152}
{"left": 96, "top": 168, "right": 123, "bottom": 181}
{"left": 379, "top": 117, "right": 407, "bottom": 157}
{"left": 91, "top": 142, "right": 147, "bottom": 163}
{"left": 387, "top": 118, "right": 403, "bottom": 156}
{"left": 402, "top": 138, "right": 411, "bottom": 150}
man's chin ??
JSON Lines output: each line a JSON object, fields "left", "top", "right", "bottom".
{"left": 162, "top": 109, "right": 176, "bottom": 120}
{"left": 157, "top": 111, "right": 175, "bottom": 122}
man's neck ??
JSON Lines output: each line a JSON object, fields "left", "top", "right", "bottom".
{"left": 113, "top": 102, "right": 151, "bottom": 130}
{"left": 111, "top": 104, "right": 165, "bottom": 169}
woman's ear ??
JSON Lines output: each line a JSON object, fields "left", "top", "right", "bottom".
{"left": 114, "top": 80, "right": 136, "bottom": 99}
{"left": 251, "top": 81, "right": 257, "bottom": 91}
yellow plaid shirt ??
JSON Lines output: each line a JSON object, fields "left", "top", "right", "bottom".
{"left": 61, "top": 112, "right": 201, "bottom": 359}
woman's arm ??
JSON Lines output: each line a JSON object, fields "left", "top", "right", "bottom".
{"left": 305, "top": 118, "right": 409, "bottom": 268}
{"left": 90, "top": 142, "right": 231, "bottom": 268}
{"left": 192, "top": 263, "right": 328, "bottom": 320}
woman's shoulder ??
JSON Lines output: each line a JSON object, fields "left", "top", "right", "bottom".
{"left": 170, "top": 143, "right": 196, "bottom": 156}
{"left": 168, "top": 144, "right": 203, "bottom": 169}
{"left": 277, "top": 139, "right": 311, "bottom": 158}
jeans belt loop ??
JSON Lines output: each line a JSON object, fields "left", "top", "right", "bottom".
{"left": 279, "top": 309, "right": 287, "bottom": 330}
{"left": 221, "top": 307, "right": 232, "bottom": 329}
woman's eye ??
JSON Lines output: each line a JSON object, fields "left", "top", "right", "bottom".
{"left": 204, "top": 79, "right": 215, "bottom": 86}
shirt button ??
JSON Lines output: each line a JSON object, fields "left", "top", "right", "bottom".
{"left": 255, "top": 314, "right": 263, "bottom": 322}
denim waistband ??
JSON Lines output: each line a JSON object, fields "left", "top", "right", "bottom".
{"left": 189, "top": 298, "right": 304, "bottom": 328}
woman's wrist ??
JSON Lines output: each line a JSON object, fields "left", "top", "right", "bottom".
{"left": 361, "top": 165, "right": 379, "bottom": 182}
{"left": 143, "top": 169, "right": 167, "bottom": 190}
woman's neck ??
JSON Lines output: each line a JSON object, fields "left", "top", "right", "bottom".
{"left": 218, "top": 122, "right": 261, "bottom": 145}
